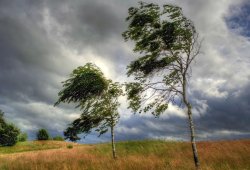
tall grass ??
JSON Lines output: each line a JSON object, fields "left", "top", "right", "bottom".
{"left": 0, "top": 141, "right": 77, "bottom": 154}
{"left": 0, "top": 140, "right": 249, "bottom": 170}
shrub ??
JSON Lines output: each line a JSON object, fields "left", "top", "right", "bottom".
{"left": 37, "top": 129, "right": 49, "bottom": 140}
{"left": 53, "top": 135, "right": 64, "bottom": 141}
{"left": 0, "top": 110, "right": 20, "bottom": 146}
{"left": 18, "top": 132, "right": 28, "bottom": 142}
{"left": 0, "top": 123, "right": 20, "bottom": 146}
{"left": 67, "top": 144, "right": 73, "bottom": 149}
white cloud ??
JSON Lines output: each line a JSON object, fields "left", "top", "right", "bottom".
{"left": 116, "top": 126, "right": 141, "bottom": 135}
{"left": 5, "top": 101, "right": 79, "bottom": 132}
{"left": 192, "top": 78, "right": 228, "bottom": 98}
{"left": 198, "top": 130, "right": 250, "bottom": 139}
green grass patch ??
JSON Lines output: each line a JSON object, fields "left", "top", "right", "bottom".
{"left": 0, "top": 141, "right": 63, "bottom": 154}
{"left": 92, "top": 139, "right": 184, "bottom": 156}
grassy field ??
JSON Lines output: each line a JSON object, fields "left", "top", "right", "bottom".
{"left": 0, "top": 140, "right": 249, "bottom": 170}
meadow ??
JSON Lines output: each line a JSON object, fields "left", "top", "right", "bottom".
{"left": 0, "top": 140, "right": 249, "bottom": 170}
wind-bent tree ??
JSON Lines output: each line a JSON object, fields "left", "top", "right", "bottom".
{"left": 123, "top": 2, "right": 201, "bottom": 169}
{"left": 55, "top": 63, "right": 122, "bottom": 159}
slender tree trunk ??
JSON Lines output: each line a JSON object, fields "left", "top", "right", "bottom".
{"left": 182, "top": 76, "right": 200, "bottom": 170}
{"left": 111, "top": 124, "right": 117, "bottom": 159}
{"left": 187, "top": 104, "right": 200, "bottom": 170}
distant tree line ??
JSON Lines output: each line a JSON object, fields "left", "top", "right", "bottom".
{"left": 0, "top": 110, "right": 64, "bottom": 146}
{"left": 36, "top": 128, "right": 64, "bottom": 141}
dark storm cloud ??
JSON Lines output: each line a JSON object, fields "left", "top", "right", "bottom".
{"left": 0, "top": 16, "right": 61, "bottom": 103}
{"left": 108, "top": 81, "right": 250, "bottom": 142}
{"left": 192, "top": 83, "right": 250, "bottom": 140}
{"left": 45, "top": 0, "right": 129, "bottom": 48}
{"left": 110, "top": 82, "right": 250, "bottom": 142}
{"left": 0, "top": 0, "right": 77, "bottom": 137}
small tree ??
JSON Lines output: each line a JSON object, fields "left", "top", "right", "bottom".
{"left": 55, "top": 63, "right": 122, "bottom": 159}
{"left": 18, "top": 132, "right": 28, "bottom": 142}
{"left": 0, "top": 110, "right": 20, "bottom": 146}
{"left": 123, "top": 2, "right": 201, "bottom": 169}
{"left": 37, "top": 129, "right": 49, "bottom": 140}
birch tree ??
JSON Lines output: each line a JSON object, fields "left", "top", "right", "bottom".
{"left": 55, "top": 63, "right": 122, "bottom": 159}
{"left": 122, "top": 2, "right": 201, "bottom": 169}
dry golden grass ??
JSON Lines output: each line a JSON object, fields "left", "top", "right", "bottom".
{"left": 0, "top": 140, "right": 249, "bottom": 170}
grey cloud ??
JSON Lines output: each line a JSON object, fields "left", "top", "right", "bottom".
{"left": 225, "top": 0, "right": 250, "bottom": 38}
{"left": 191, "top": 83, "right": 250, "bottom": 140}
{"left": 40, "top": 0, "right": 136, "bottom": 77}
{"left": 2, "top": 101, "right": 77, "bottom": 139}
{"left": 116, "top": 115, "right": 189, "bottom": 141}
{"left": 0, "top": 17, "right": 59, "bottom": 103}
{"left": 45, "top": 0, "right": 128, "bottom": 47}
{"left": 77, "top": 115, "right": 189, "bottom": 144}
{"left": 0, "top": 0, "right": 78, "bottom": 137}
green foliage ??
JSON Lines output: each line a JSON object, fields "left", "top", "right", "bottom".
{"left": 126, "top": 82, "right": 143, "bottom": 112}
{"left": 64, "top": 81, "right": 123, "bottom": 141}
{"left": 0, "top": 110, "right": 20, "bottom": 146}
{"left": 0, "top": 123, "right": 20, "bottom": 146}
{"left": 55, "top": 63, "right": 108, "bottom": 106}
{"left": 64, "top": 126, "right": 81, "bottom": 142}
{"left": 56, "top": 63, "right": 123, "bottom": 142}
{"left": 67, "top": 144, "right": 73, "bottom": 149}
{"left": 37, "top": 129, "right": 49, "bottom": 140}
{"left": 123, "top": 2, "right": 200, "bottom": 116}
{"left": 0, "top": 141, "right": 68, "bottom": 154}
{"left": 53, "top": 136, "right": 64, "bottom": 141}
{"left": 18, "top": 132, "right": 28, "bottom": 142}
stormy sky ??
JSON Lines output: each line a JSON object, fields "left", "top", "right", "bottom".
{"left": 0, "top": 0, "right": 249, "bottom": 143}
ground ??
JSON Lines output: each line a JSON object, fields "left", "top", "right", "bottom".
{"left": 0, "top": 140, "right": 249, "bottom": 170}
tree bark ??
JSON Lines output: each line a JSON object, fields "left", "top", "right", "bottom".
{"left": 182, "top": 76, "right": 200, "bottom": 170}
{"left": 111, "top": 124, "right": 117, "bottom": 159}
{"left": 187, "top": 104, "right": 200, "bottom": 170}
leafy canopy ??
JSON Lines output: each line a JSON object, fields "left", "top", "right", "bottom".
{"left": 55, "top": 63, "right": 108, "bottom": 106}
{"left": 64, "top": 81, "right": 123, "bottom": 141}
{"left": 37, "top": 128, "right": 50, "bottom": 140}
{"left": 55, "top": 63, "right": 122, "bottom": 141}
{"left": 0, "top": 110, "right": 20, "bottom": 146}
{"left": 123, "top": 2, "right": 200, "bottom": 116}
{"left": 18, "top": 132, "right": 28, "bottom": 142}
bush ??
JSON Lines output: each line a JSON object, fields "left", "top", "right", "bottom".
{"left": 18, "top": 132, "right": 28, "bottom": 142}
{"left": 53, "top": 136, "right": 64, "bottom": 141}
{"left": 0, "top": 110, "right": 20, "bottom": 146}
{"left": 37, "top": 129, "right": 49, "bottom": 140}
{"left": 67, "top": 144, "right": 73, "bottom": 149}
{"left": 0, "top": 123, "right": 20, "bottom": 146}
